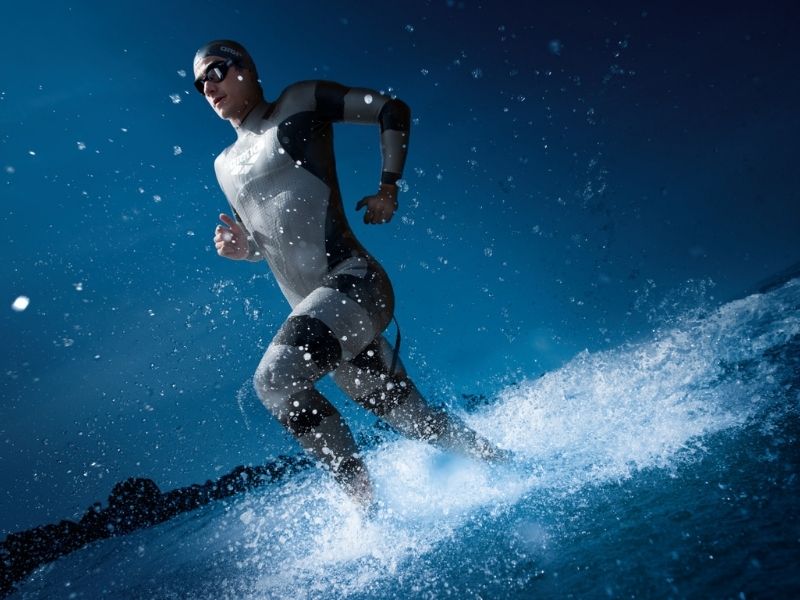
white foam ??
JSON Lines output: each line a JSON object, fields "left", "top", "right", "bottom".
{"left": 13, "top": 279, "right": 799, "bottom": 599}
{"left": 242, "top": 281, "right": 799, "bottom": 596}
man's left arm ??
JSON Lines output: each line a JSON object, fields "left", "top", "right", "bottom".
{"left": 312, "top": 80, "right": 411, "bottom": 223}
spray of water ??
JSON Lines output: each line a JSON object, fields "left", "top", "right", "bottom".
{"left": 12, "top": 280, "right": 799, "bottom": 599}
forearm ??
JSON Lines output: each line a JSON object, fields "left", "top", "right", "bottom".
{"left": 310, "top": 80, "right": 411, "bottom": 186}
{"left": 376, "top": 97, "right": 410, "bottom": 187}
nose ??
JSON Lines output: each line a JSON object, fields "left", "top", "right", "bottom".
{"left": 203, "top": 79, "right": 218, "bottom": 97}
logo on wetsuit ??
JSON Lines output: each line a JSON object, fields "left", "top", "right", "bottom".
{"left": 229, "top": 135, "right": 268, "bottom": 176}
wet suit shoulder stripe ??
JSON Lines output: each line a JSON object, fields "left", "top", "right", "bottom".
{"left": 313, "top": 81, "right": 347, "bottom": 121}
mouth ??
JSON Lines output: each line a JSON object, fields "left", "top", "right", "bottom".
{"left": 212, "top": 96, "right": 226, "bottom": 108}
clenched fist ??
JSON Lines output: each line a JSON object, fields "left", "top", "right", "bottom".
{"left": 213, "top": 213, "right": 250, "bottom": 260}
{"left": 356, "top": 183, "right": 398, "bottom": 224}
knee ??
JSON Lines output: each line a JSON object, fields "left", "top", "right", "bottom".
{"left": 252, "top": 346, "right": 308, "bottom": 413}
{"left": 252, "top": 361, "right": 281, "bottom": 414}
{"left": 356, "top": 375, "right": 411, "bottom": 416}
{"left": 253, "top": 362, "right": 333, "bottom": 436}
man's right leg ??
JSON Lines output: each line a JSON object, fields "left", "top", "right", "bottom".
{"left": 252, "top": 314, "right": 373, "bottom": 506}
{"left": 331, "top": 335, "right": 509, "bottom": 463}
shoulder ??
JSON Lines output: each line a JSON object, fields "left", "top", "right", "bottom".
{"left": 275, "top": 80, "right": 317, "bottom": 108}
{"left": 276, "top": 80, "right": 350, "bottom": 110}
{"left": 284, "top": 79, "right": 322, "bottom": 93}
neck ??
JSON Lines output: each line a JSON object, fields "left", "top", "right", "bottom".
{"left": 232, "top": 97, "right": 269, "bottom": 132}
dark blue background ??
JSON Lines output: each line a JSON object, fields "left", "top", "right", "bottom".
{"left": 2, "top": 0, "right": 798, "bottom": 536}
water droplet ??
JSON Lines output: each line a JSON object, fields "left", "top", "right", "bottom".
{"left": 11, "top": 296, "right": 30, "bottom": 312}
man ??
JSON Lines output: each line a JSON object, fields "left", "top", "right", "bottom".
{"left": 194, "top": 39, "right": 507, "bottom": 512}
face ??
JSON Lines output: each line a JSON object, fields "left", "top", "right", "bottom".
{"left": 193, "top": 55, "right": 260, "bottom": 123}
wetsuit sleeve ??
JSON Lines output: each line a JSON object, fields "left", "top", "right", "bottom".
{"left": 230, "top": 205, "right": 263, "bottom": 262}
{"left": 310, "top": 80, "right": 411, "bottom": 186}
{"left": 213, "top": 154, "right": 263, "bottom": 263}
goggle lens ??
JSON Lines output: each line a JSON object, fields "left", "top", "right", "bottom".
{"left": 194, "top": 60, "right": 233, "bottom": 93}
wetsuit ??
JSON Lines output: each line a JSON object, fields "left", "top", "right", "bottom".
{"left": 214, "top": 80, "right": 502, "bottom": 495}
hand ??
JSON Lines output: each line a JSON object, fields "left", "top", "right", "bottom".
{"left": 213, "top": 213, "right": 250, "bottom": 260}
{"left": 356, "top": 184, "right": 398, "bottom": 224}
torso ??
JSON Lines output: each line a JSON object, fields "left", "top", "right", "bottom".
{"left": 214, "top": 83, "right": 368, "bottom": 306}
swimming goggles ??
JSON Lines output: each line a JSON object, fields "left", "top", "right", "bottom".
{"left": 194, "top": 58, "right": 238, "bottom": 93}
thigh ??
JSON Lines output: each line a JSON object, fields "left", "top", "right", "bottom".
{"left": 288, "top": 256, "right": 394, "bottom": 362}
{"left": 260, "top": 256, "right": 394, "bottom": 395}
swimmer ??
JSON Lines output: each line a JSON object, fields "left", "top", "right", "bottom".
{"left": 194, "top": 39, "right": 509, "bottom": 513}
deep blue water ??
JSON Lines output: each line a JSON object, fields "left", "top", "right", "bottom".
{"left": 2, "top": 1, "right": 800, "bottom": 596}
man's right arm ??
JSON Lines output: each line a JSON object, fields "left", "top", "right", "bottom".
{"left": 228, "top": 206, "right": 263, "bottom": 262}
{"left": 213, "top": 154, "right": 263, "bottom": 262}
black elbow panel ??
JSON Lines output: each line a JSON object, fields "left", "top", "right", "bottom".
{"left": 378, "top": 98, "right": 411, "bottom": 133}
{"left": 314, "top": 81, "right": 347, "bottom": 121}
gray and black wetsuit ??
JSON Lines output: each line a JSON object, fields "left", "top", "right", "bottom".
{"left": 214, "top": 80, "right": 501, "bottom": 494}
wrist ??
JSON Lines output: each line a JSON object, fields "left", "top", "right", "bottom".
{"left": 378, "top": 184, "right": 398, "bottom": 202}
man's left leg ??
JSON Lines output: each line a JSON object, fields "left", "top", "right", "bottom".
{"left": 332, "top": 335, "right": 510, "bottom": 463}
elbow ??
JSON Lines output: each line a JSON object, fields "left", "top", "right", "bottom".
{"left": 393, "top": 98, "right": 412, "bottom": 123}
{"left": 379, "top": 98, "right": 411, "bottom": 133}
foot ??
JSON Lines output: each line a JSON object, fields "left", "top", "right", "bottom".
{"left": 336, "top": 455, "right": 377, "bottom": 515}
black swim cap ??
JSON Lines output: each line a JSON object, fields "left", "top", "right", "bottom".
{"left": 194, "top": 39, "right": 256, "bottom": 72}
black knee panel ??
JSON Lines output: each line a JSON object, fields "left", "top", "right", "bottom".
{"left": 350, "top": 338, "right": 385, "bottom": 374}
{"left": 274, "top": 315, "right": 342, "bottom": 371}
{"left": 277, "top": 398, "right": 334, "bottom": 436}
{"left": 356, "top": 376, "right": 411, "bottom": 417}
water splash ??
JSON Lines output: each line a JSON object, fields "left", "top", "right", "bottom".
{"left": 11, "top": 279, "right": 799, "bottom": 599}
